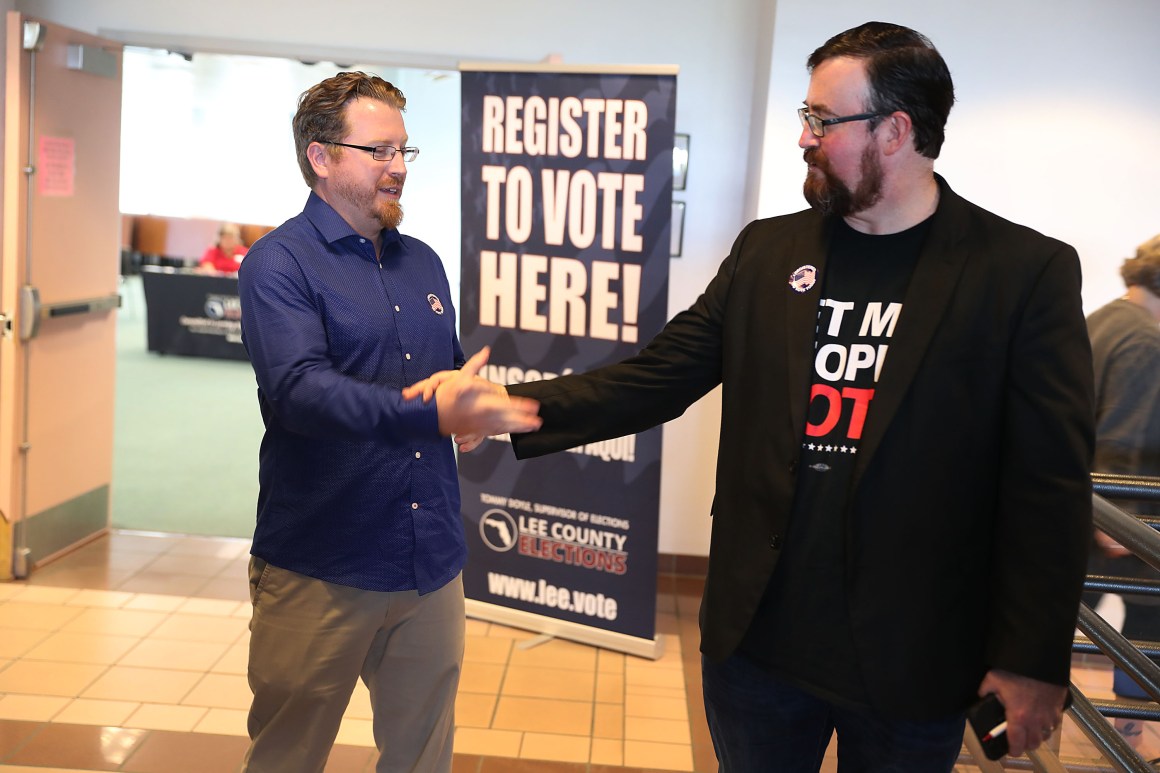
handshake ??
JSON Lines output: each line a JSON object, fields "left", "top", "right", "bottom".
{"left": 402, "top": 346, "right": 542, "bottom": 452}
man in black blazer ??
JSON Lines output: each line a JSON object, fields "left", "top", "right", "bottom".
{"left": 452, "top": 21, "right": 1093, "bottom": 771}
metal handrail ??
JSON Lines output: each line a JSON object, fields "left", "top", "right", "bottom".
{"left": 1074, "top": 634, "right": 1160, "bottom": 660}
{"left": 1076, "top": 603, "right": 1160, "bottom": 705}
{"left": 1087, "top": 697, "right": 1160, "bottom": 722}
{"left": 1091, "top": 494, "right": 1160, "bottom": 576}
{"left": 1083, "top": 576, "right": 1160, "bottom": 599}
{"left": 1093, "top": 473, "right": 1160, "bottom": 503}
{"left": 959, "top": 480, "right": 1160, "bottom": 770}
{"left": 1066, "top": 685, "right": 1156, "bottom": 773}
{"left": 1061, "top": 480, "right": 1160, "bottom": 771}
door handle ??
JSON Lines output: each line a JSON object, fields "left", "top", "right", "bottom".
{"left": 19, "top": 285, "right": 40, "bottom": 340}
{"left": 18, "top": 285, "right": 121, "bottom": 341}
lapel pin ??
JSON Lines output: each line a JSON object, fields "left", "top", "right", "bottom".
{"left": 789, "top": 264, "right": 817, "bottom": 293}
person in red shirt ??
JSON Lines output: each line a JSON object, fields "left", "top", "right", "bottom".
{"left": 198, "top": 222, "right": 248, "bottom": 273}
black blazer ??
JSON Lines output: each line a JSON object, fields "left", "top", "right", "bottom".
{"left": 509, "top": 176, "right": 1094, "bottom": 718}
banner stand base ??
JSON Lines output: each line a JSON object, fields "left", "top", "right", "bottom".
{"left": 466, "top": 599, "right": 664, "bottom": 660}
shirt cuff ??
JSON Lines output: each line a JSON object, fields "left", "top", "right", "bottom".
{"left": 395, "top": 391, "right": 443, "bottom": 440}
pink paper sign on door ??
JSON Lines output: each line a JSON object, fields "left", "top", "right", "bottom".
{"left": 38, "top": 136, "right": 76, "bottom": 197}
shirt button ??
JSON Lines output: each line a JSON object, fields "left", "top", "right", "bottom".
{"left": 415, "top": 452, "right": 421, "bottom": 459}
{"left": 769, "top": 534, "right": 782, "bottom": 549}
{"left": 405, "top": 353, "right": 411, "bottom": 360}
{"left": 395, "top": 305, "right": 401, "bottom": 312}
{"left": 411, "top": 502, "right": 419, "bottom": 510}
{"left": 359, "top": 238, "right": 366, "bottom": 243}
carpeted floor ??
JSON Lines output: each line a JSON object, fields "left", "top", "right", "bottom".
{"left": 112, "top": 275, "right": 261, "bottom": 538}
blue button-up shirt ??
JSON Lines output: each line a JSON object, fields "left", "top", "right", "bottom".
{"left": 238, "top": 192, "right": 466, "bottom": 593}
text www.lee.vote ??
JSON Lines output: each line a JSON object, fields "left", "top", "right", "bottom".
{"left": 486, "top": 572, "right": 619, "bottom": 621}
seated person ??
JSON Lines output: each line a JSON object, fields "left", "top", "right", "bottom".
{"left": 198, "top": 223, "right": 248, "bottom": 273}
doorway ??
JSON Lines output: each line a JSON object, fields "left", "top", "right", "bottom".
{"left": 112, "top": 47, "right": 461, "bottom": 538}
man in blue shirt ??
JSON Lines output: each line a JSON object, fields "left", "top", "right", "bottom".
{"left": 237, "top": 71, "right": 541, "bottom": 773}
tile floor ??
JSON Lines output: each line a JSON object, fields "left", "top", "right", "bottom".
{"left": 0, "top": 530, "right": 1152, "bottom": 772}
{"left": 0, "top": 531, "right": 714, "bottom": 773}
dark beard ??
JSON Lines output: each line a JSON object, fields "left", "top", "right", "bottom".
{"left": 802, "top": 145, "right": 884, "bottom": 218}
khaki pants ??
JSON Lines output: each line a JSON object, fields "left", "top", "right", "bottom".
{"left": 243, "top": 558, "right": 464, "bottom": 773}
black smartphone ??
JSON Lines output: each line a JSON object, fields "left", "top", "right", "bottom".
{"left": 967, "top": 693, "right": 1008, "bottom": 761}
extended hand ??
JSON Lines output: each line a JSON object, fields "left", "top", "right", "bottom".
{"left": 977, "top": 670, "right": 1069, "bottom": 758}
{"left": 403, "top": 369, "right": 458, "bottom": 403}
{"left": 456, "top": 433, "right": 487, "bottom": 454}
{"left": 431, "top": 347, "right": 541, "bottom": 440}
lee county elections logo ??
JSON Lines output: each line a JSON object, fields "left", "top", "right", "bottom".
{"left": 788, "top": 264, "right": 817, "bottom": 293}
{"left": 478, "top": 508, "right": 517, "bottom": 552}
{"left": 427, "top": 293, "right": 445, "bottom": 315}
{"left": 204, "top": 294, "right": 242, "bottom": 320}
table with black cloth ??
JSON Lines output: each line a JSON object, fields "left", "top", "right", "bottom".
{"left": 141, "top": 267, "right": 248, "bottom": 361}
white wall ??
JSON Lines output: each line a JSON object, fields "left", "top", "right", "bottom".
{"left": 759, "top": 0, "right": 1160, "bottom": 313}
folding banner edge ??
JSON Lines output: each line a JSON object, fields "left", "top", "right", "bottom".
{"left": 466, "top": 598, "right": 665, "bottom": 660}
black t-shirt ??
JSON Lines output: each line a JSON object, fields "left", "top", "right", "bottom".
{"left": 737, "top": 215, "right": 932, "bottom": 708}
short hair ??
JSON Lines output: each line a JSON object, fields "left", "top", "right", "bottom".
{"left": 1120, "top": 233, "right": 1160, "bottom": 294}
{"left": 292, "top": 71, "right": 407, "bottom": 188}
{"left": 807, "top": 21, "right": 955, "bottom": 159}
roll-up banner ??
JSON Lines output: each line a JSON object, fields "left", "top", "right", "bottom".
{"left": 458, "top": 63, "right": 678, "bottom": 659}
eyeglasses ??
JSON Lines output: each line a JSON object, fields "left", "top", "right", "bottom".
{"left": 322, "top": 141, "right": 420, "bottom": 162}
{"left": 797, "top": 107, "right": 885, "bottom": 138}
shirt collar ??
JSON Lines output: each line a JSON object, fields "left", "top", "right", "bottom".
{"left": 302, "top": 191, "right": 402, "bottom": 252}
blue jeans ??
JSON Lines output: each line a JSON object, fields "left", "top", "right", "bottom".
{"left": 702, "top": 653, "right": 965, "bottom": 773}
